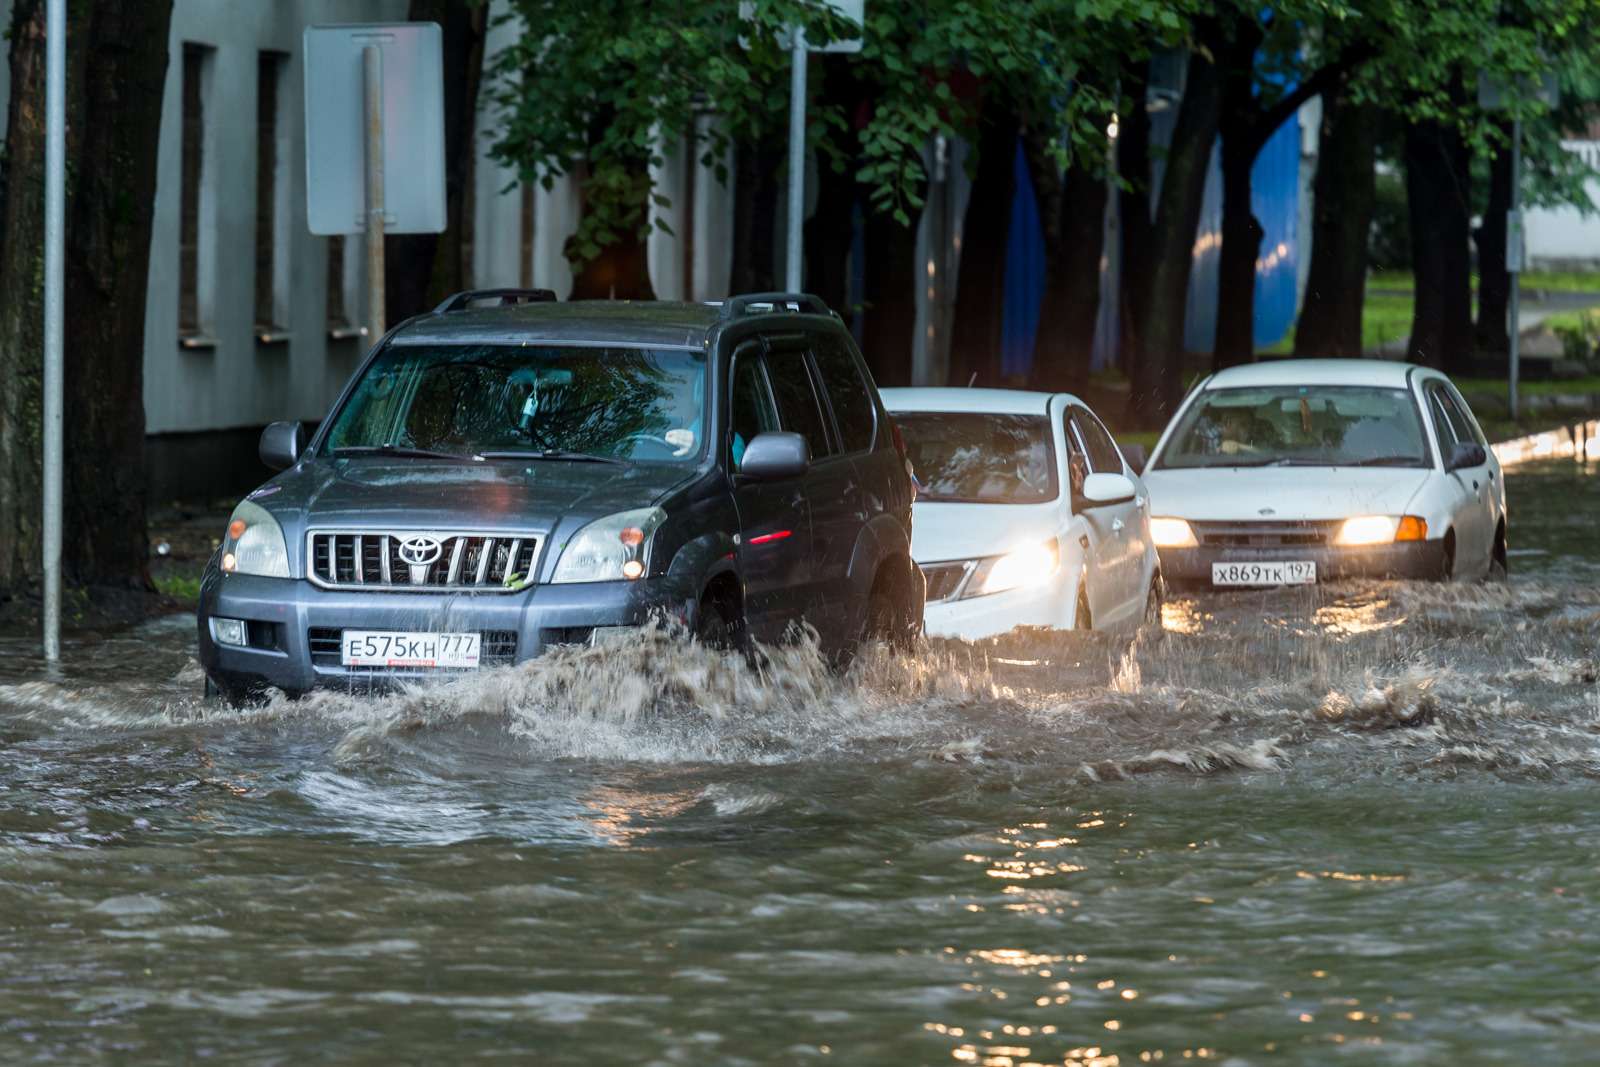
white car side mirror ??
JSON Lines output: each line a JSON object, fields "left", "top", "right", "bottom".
{"left": 1080, "top": 472, "right": 1136, "bottom": 506}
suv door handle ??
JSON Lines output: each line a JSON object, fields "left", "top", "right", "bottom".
{"left": 1111, "top": 517, "right": 1125, "bottom": 533}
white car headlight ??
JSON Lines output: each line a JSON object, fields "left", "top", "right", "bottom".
{"left": 966, "top": 539, "right": 1060, "bottom": 598}
{"left": 552, "top": 507, "right": 666, "bottom": 584}
{"left": 219, "top": 500, "right": 290, "bottom": 578}
{"left": 1335, "top": 515, "right": 1427, "bottom": 546}
{"left": 1149, "top": 517, "right": 1198, "bottom": 548}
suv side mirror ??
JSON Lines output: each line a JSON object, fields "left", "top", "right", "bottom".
{"left": 1080, "top": 472, "right": 1137, "bottom": 507}
{"left": 259, "top": 421, "right": 304, "bottom": 471}
{"left": 1444, "top": 441, "right": 1487, "bottom": 472}
{"left": 738, "top": 431, "right": 809, "bottom": 481}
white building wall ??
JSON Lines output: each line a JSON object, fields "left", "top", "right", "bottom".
{"left": 1525, "top": 141, "right": 1600, "bottom": 269}
{"left": 143, "top": 0, "right": 409, "bottom": 436}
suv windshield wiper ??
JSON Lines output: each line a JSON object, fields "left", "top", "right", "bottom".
{"left": 332, "top": 444, "right": 467, "bottom": 461}
{"left": 474, "top": 449, "right": 627, "bottom": 465}
{"left": 1346, "top": 455, "right": 1425, "bottom": 467}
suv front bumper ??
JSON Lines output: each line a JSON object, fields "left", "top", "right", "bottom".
{"left": 1158, "top": 540, "right": 1449, "bottom": 586}
{"left": 197, "top": 566, "right": 700, "bottom": 697}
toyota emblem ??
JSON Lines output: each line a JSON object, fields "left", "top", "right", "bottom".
{"left": 398, "top": 535, "right": 443, "bottom": 567}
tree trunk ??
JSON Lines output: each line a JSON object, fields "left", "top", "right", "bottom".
{"left": 1026, "top": 128, "right": 1107, "bottom": 395}
{"left": 948, "top": 103, "right": 1016, "bottom": 387}
{"left": 386, "top": 0, "right": 487, "bottom": 321}
{"left": 859, "top": 209, "right": 919, "bottom": 386}
{"left": 1116, "top": 57, "right": 1153, "bottom": 379}
{"left": 1212, "top": 18, "right": 1266, "bottom": 371}
{"left": 1127, "top": 41, "right": 1221, "bottom": 429}
{"left": 1474, "top": 120, "right": 1513, "bottom": 361}
{"left": 1405, "top": 117, "right": 1472, "bottom": 373}
{"left": 1294, "top": 88, "right": 1376, "bottom": 358}
{"left": 803, "top": 56, "right": 859, "bottom": 312}
{"left": 0, "top": 0, "right": 173, "bottom": 598}
{"left": 730, "top": 133, "right": 782, "bottom": 294}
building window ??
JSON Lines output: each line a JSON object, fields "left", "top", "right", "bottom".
{"left": 255, "top": 50, "right": 289, "bottom": 340}
{"left": 178, "top": 43, "right": 215, "bottom": 344}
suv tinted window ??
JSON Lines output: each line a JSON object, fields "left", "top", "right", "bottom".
{"left": 764, "top": 350, "right": 833, "bottom": 459}
{"left": 729, "top": 352, "right": 779, "bottom": 471}
{"left": 1069, "top": 406, "right": 1124, "bottom": 474}
{"left": 811, "top": 336, "right": 876, "bottom": 453}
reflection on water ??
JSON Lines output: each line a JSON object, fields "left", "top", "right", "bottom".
{"left": 0, "top": 458, "right": 1597, "bottom": 1063}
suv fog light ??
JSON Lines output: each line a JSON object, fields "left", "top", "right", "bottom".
{"left": 210, "top": 617, "right": 248, "bottom": 647}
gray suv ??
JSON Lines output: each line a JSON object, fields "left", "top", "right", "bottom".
{"left": 198, "top": 290, "right": 923, "bottom": 701}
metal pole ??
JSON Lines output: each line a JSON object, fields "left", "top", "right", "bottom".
{"left": 784, "top": 25, "right": 806, "bottom": 292}
{"left": 42, "top": 0, "right": 66, "bottom": 663}
{"left": 363, "top": 44, "right": 386, "bottom": 343}
{"left": 1508, "top": 116, "right": 1522, "bottom": 422}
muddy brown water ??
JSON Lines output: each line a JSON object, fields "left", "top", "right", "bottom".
{"left": 2, "top": 458, "right": 1599, "bottom": 1064}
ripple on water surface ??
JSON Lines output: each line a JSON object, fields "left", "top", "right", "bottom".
{"left": 1, "top": 459, "right": 1598, "bottom": 1063}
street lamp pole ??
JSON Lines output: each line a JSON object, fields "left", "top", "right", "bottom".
{"left": 42, "top": 0, "right": 66, "bottom": 663}
{"left": 1508, "top": 116, "right": 1522, "bottom": 422}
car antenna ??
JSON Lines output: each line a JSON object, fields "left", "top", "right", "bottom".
{"left": 966, "top": 372, "right": 977, "bottom": 388}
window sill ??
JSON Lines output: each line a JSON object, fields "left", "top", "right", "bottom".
{"left": 178, "top": 334, "right": 218, "bottom": 351}
{"left": 327, "top": 325, "right": 369, "bottom": 342}
{"left": 255, "top": 328, "right": 291, "bottom": 346}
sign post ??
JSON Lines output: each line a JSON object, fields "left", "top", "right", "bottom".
{"left": 42, "top": 0, "right": 65, "bottom": 662}
{"left": 780, "top": 1, "right": 863, "bottom": 293}
{"left": 1480, "top": 69, "right": 1558, "bottom": 423}
{"left": 305, "top": 23, "right": 446, "bottom": 343}
{"left": 363, "top": 44, "right": 386, "bottom": 341}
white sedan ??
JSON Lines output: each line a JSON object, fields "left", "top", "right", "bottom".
{"left": 881, "top": 388, "right": 1162, "bottom": 639}
{"left": 1140, "top": 359, "right": 1507, "bottom": 586}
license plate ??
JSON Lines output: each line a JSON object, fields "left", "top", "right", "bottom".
{"left": 1211, "top": 561, "right": 1316, "bottom": 587}
{"left": 340, "top": 630, "right": 481, "bottom": 668}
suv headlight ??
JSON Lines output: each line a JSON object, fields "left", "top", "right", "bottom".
{"left": 219, "top": 500, "right": 290, "bottom": 578}
{"left": 552, "top": 507, "right": 666, "bottom": 584}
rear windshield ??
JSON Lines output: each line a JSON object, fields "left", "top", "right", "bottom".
{"left": 1154, "top": 385, "right": 1429, "bottom": 470}
{"left": 323, "top": 343, "right": 708, "bottom": 462}
{"left": 894, "top": 412, "right": 1057, "bottom": 504}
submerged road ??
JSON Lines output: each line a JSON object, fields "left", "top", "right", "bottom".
{"left": 1, "top": 457, "right": 1598, "bottom": 1063}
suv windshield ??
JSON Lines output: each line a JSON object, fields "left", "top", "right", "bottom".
{"left": 1155, "top": 385, "right": 1429, "bottom": 470}
{"left": 323, "top": 343, "right": 708, "bottom": 462}
{"left": 895, "top": 412, "right": 1057, "bottom": 504}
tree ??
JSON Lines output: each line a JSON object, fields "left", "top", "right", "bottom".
{"left": 0, "top": 0, "right": 173, "bottom": 601}
{"left": 1293, "top": 79, "right": 1378, "bottom": 358}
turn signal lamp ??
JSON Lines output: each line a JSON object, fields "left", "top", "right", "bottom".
{"left": 1395, "top": 516, "right": 1428, "bottom": 541}
{"left": 1149, "top": 517, "right": 1198, "bottom": 548}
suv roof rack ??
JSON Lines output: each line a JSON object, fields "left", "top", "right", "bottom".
{"left": 434, "top": 288, "right": 559, "bottom": 314}
{"left": 717, "top": 292, "right": 833, "bottom": 320}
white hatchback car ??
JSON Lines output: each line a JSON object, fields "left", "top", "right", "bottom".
{"left": 881, "top": 388, "right": 1161, "bottom": 638}
{"left": 1140, "top": 359, "right": 1507, "bottom": 587}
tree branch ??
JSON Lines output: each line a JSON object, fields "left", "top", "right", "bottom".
{"left": 1247, "top": 44, "right": 1376, "bottom": 157}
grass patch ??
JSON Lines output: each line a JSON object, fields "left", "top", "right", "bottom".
{"left": 1261, "top": 292, "right": 1414, "bottom": 354}
{"left": 1456, "top": 375, "right": 1600, "bottom": 397}
{"left": 1370, "top": 270, "right": 1600, "bottom": 294}
{"left": 154, "top": 574, "right": 202, "bottom": 602}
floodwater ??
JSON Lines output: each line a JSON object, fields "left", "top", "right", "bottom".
{"left": 2, "top": 458, "right": 1598, "bottom": 1065}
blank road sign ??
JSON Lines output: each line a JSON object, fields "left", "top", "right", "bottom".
{"left": 304, "top": 23, "right": 446, "bottom": 236}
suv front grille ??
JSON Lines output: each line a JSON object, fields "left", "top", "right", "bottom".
{"left": 307, "top": 530, "right": 541, "bottom": 592}
{"left": 307, "top": 628, "right": 519, "bottom": 669}
{"left": 921, "top": 561, "right": 973, "bottom": 603}
{"left": 1191, "top": 520, "right": 1340, "bottom": 548}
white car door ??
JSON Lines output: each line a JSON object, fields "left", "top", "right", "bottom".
{"left": 1422, "top": 379, "right": 1491, "bottom": 574}
{"left": 1053, "top": 397, "right": 1114, "bottom": 627}
{"left": 1067, "top": 403, "right": 1143, "bottom": 623}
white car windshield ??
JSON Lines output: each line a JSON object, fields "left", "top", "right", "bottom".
{"left": 894, "top": 412, "right": 1057, "bottom": 504}
{"left": 323, "top": 343, "right": 708, "bottom": 463}
{"left": 1155, "top": 385, "right": 1430, "bottom": 469}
